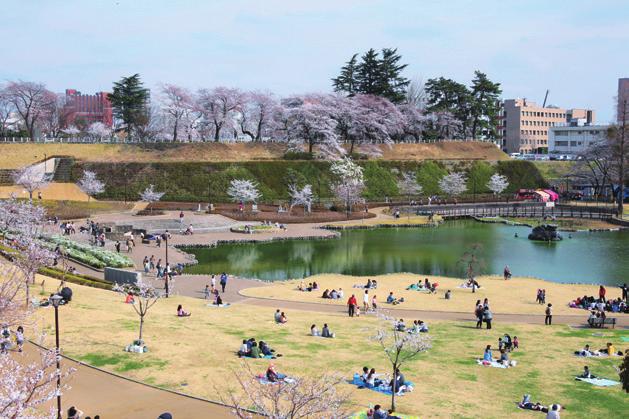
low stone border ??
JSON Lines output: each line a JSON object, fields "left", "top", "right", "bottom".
{"left": 322, "top": 222, "right": 441, "bottom": 231}
{"left": 471, "top": 216, "right": 626, "bottom": 233}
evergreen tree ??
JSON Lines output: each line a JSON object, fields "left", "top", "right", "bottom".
{"left": 109, "top": 74, "right": 149, "bottom": 136}
{"left": 332, "top": 54, "right": 359, "bottom": 96}
{"left": 425, "top": 77, "right": 471, "bottom": 138}
{"left": 333, "top": 48, "right": 409, "bottom": 103}
{"left": 355, "top": 48, "right": 382, "bottom": 96}
{"left": 378, "top": 48, "right": 409, "bottom": 103}
{"left": 470, "top": 71, "right": 502, "bottom": 139}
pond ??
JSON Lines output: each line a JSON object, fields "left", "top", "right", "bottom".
{"left": 182, "top": 220, "right": 629, "bottom": 285}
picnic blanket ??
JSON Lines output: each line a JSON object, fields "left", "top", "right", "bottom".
{"left": 256, "top": 373, "right": 295, "bottom": 384}
{"left": 621, "top": 336, "right": 629, "bottom": 342}
{"left": 477, "top": 359, "right": 509, "bottom": 369}
{"left": 353, "top": 284, "right": 376, "bottom": 289}
{"left": 575, "top": 377, "right": 620, "bottom": 387}
{"left": 242, "top": 354, "right": 275, "bottom": 359}
{"left": 350, "top": 375, "right": 413, "bottom": 396}
{"left": 574, "top": 352, "right": 620, "bottom": 358}
{"left": 406, "top": 284, "right": 431, "bottom": 292}
{"left": 207, "top": 303, "right": 231, "bottom": 308}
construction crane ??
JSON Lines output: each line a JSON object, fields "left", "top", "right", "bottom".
{"left": 542, "top": 89, "right": 550, "bottom": 108}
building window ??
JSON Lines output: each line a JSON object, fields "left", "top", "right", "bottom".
{"left": 556, "top": 141, "right": 569, "bottom": 146}
{"left": 570, "top": 141, "right": 578, "bottom": 146}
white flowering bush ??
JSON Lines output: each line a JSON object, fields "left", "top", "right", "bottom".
{"left": 41, "top": 235, "right": 133, "bottom": 268}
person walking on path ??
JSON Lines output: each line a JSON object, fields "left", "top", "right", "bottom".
{"left": 475, "top": 300, "right": 483, "bottom": 329}
{"left": 211, "top": 274, "right": 216, "bottom": 290}
{"left": 179, "top": 211, "right": 185, "bottom": 225}
{"left": 503, "top": 265, "right": 512, "bottom": 280}
{"left": 347, "top": 294, "right": 357, "bottom": 317}
{"left": 621, "top": 283, "right": 628, "bottom": 302}
{"left": 363, "top": 290, "right": 369, "bottom": 312}
{"left": 545, "top": 303, "right": 553, "bottom": 325}
{"left": 599, "top": 285, "right": 606, "bottom": 303}
{"left": 220, "top": 272, "right": 228, "bottom": 293}
{"left": 115, "top": 241, "right": 121, "bottom": 253}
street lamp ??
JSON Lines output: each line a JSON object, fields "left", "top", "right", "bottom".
{"left": 163, "top": 232, "right": 170, "bottom": 298}
{"left": 50, "top": 294, "right": 63, "bottom": 419}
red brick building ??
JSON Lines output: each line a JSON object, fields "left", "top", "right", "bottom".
{"left": 64, "top": 89, "right": 113, "bottom": 127}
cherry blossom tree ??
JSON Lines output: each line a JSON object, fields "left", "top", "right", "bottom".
{"left": 330, "top": 157, "right": 365, "bottom": 213}
{"left": 113, "top": 278, "right": 162, "bottom": 343}
{"left": 0, "top": 196, "right": 46, "bottom": 237}
{"left": 0, "top": 266, "right": 27, "bottom": 331}
{"left": 13, "top": 237, "right": 56, "bottom": 306}
{"left": 40, "top": 93, "right": 73, "bottom": 138}
{"left": 160, "top": 84, "right": 194, "bottom": 142}
{"left": 371, "top": 310, "right": 432, "bottom": 412}
{"left": 399, "top": 103, "right": 429, "bottom": 143}
{"left": 197, "top": 87, "right": 244, "bottom": 141}
{"left": 239, "top": 91, "right": 278, "bottom": 141}
{"left": 0, "top": 89, "right": 16, "bottom": 137}
{"left": 77, "top": 170, "right": 105, "bottom": 202}
{"left": 439, "top": 172, "right": 467, "bottom": 197}
{"left": 487, "top": 173, "right": 509, "bottom": 196}
{"left": 227, "top": 179, "right": 261, "bottom": 207}
{"left": 3, "top": 81, "right": 56, "bottom": 140}
{"left": 428, "top": 111, "right": 462, "bottom": 140}
{"left": 288, "top": 184, "right": 313, "bottom": 214}
{"left": 398, "top": 171, "right": 422, "bottom": 204}
{"left": 12, "top": 166, "right": 50, "bottom": 202}
{"left": 283, "top": 98, "right": 343, "bottom": 159}
{"left": 139, "top": 184, "right": 165, "bottom": 213}
{"left": 218, "top": 362, "right": 350, "bottom": 419}
{"left": 87, "top": 122, "right": 112, "bottom": 141}
{"left": 61, "top": 125, "right": 80, "bottom": 137}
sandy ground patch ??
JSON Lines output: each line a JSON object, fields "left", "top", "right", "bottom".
{"left": 0, "top": 182, "right": 91, "bottom": 201}
{"left": 239, "top": 273, "right": 629, "bottom": 317}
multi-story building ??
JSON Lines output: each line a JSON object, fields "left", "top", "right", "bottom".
{"left": 63, "top": 89, "right": 113, "bottom": 127}
{"left": 499, "top": 98, "right": 595, "bottom": 154}
{"left": 548, "top": 124, "right": 608, "bottom": 155}
{"left": 618, "top": 78, "right": 629, "bottom": 123}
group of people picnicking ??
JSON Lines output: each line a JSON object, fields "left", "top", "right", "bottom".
{"left": 297, "top": 281, "right": 318, "bottom": 292}
{"left": 356, "top": 366, "right": 413, "bottom": 395}
{"left": 480, "top": 334, "right": 519, "bottom": 367}
{"left": 321, "top": 288, "right": 344, "bottom": 299}
{"left": 310, "top": 323, "right": 335, "bottom": 338}
{"left": 569, "top": 284, "right": 628, "bottom": 313}
{"left": 575, "top": 342, "right": 623, "bottom": 357}
{"left": 394, "top": 319, "right": 428, "bottom": 333}
{"left": 237, "top": 338, "right": 280, "bottom": 359}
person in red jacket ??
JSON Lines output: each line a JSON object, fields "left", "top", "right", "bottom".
{"left": 347, "top": 294, "right": 357, "bottom": 317}
{"left": 599, "top": 285, "right": 606, "bottom": 303}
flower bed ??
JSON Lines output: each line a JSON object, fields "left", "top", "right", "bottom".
{"left": 41, "top": 235, "right": 134, "bottom": 269}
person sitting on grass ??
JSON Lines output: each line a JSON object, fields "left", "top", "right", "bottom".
{"left": 518, "top": 394, "right": 546, "bottom": 411}
{"left": 311, "top": 324, "right": 320, "bottom": 336}
{"left": 278, "top": 312, "right": 288, "bottom": 324}
{"left": 445, "top": 289, "right": 451, "bottom": 300}
{"left": 389, "top": 368, "right": 406, "bottom": 394}
{"left": 330, "top": 289, "right": 338, "bottom": 299}
{"left": 338, "top": 288, "right": 344, "bottom": 298}
{"left": 125, "top": 292, "right": 135, "bottom": 304}
{"left": 249, "top": 341, "right": 261, "bottom": 358}
{"left": 386, "top": 292, "right": 404, "bottom": 305}
{"left": 418, "top": 320, "right": 429, "bottom": 332}
{"left": 266, "top": 364, "right": 279, "bottom": 382}
{"left": 599, "top": 342, "right": 619, "bottom": 356}
{"left": 503, "top": 334, "right": 513, "bottom": 351}
{"left": 483, "top": 345, "right": 493, "bottom": 362}
{"left": 365, "top": 368, "right": 383, "bottom": 388}
{"left": 214, "top": 295, "right": 224, "bottom": 305}
{"left": 238, "top": 340, "right": 250, "bottom": 357}
{"left": 575, "top": 344, "right": 597, "bottom": 357}
{"left": 176, "top": 305, "right": 191, "bottom": 317}
{"left": 395, "top": 319, "right": 406, "bottom": 332}
{"left": 369, "top": 404, "right": 388, "bottom": 419}
{"left": 321, "top": 323, "right": 334, "bottom": 338}
{"left": 274, "top": 309, "right": 282, "bottom": 323}
{"left": 366, "top": 278, "right": 373, "bottom": 289}
{"left": 579, "top": 365, "right": 595, "bottom": 379}
{"left": 306, "top": 283, "right": 313, "bottom": 292}
{"left": 259, "top": 341, "right": 275, "bottom": 357}
{"left": 322, "top": 289, "right": 330, "bottom": 299}
{"left": 312, "top": 281, "right": 319, "bottom": 290}
{"left": 498, "top": 349, "right": 510, "bottom": 365}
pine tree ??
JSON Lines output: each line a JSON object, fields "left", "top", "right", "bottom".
{"left": 355, "top": 48, "right": 382, "bottom": 96}
{"left": 425, "top": 77, "right": 472, "bottom": 138}
{"left": 470, "top": 71, "right": 502, "bottom": 139}
{"left": 378, "top": 48, "right": 410, "bottom": 103}
{"left": 332, "top": 53, "right": 359, "bottom": 96}
{"left": 109, "top": 74, "right": 149, "bottom": 136}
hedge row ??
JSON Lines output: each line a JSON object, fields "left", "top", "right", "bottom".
{"left": 38, "top": 267, "right": 113, "bottom": 290}
{"left": 72, "top": 160, "right": 547, "bottom": 203}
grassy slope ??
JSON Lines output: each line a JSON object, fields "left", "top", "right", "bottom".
{"left": 0, "top": 142, "right": 507, "bottom": 169}
{"left": 35, "top": 276, "right": 627, "bottom": 418}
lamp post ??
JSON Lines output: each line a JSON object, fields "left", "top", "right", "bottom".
{"left": 163, "top": 232, "right": 169, "bottom": 298}
{"left": 50, "top": 294, "right": 63, "bottom": 419}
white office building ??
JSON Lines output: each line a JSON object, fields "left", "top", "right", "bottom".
{"left": 548, "top": 124, "right": 609, "bottom": 155}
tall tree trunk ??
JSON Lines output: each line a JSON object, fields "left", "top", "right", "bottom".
{"left": 173, "top": 119, "right": 178, "bottom": 142}
{"left": 391, "top": 367, "right": 397, "bottom": 412}
{"left": 618, "top": 112, "right": 626, "bottom": 217}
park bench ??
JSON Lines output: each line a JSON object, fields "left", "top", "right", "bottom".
{"left": 588, "top": 317, "right": 616, "bottom": 329}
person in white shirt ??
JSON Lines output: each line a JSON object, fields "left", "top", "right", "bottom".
{"left": 546, "top": 404, "right": 561, "bottom": 419}
{"left": 338, "top": 288, "right": 344, "bottom": 298}
{"left": 363, "top": 290, "right": 369, "bottom": 312}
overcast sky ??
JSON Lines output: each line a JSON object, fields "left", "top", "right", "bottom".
{"left": 2, "top": 0, "right": 628, "bottom": 122}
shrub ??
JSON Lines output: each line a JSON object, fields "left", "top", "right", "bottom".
{"left": 362, "top": 161, "right": 399, "bottom": 199}
{"left": 466, "top": 161, "right": 495, "bottom": 194}
{"left": 38, "top": 267, "right": 113, "bottom": 290}
{"left": 416, "top": 161, "right": 448, "bottom": 196}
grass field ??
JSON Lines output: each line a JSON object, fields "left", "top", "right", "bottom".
{"left": 0, "top": 183, "right": 90, "bottom": 201}
{"left": 239, "top": 273, "right": 629, "bottom": 317}
{"left": 0, "top": 142, "right": 507, "bottom": 169}
{"left": 34, "top": 276, "right": 627, "bottom": 418}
